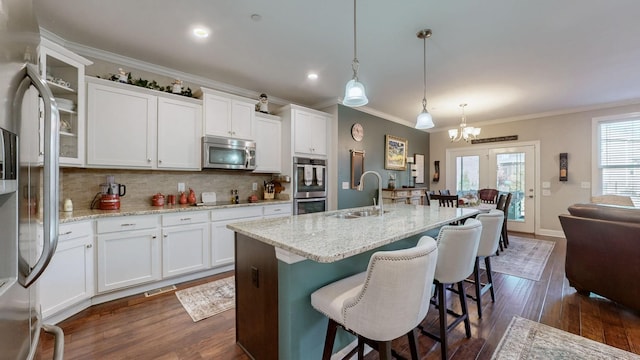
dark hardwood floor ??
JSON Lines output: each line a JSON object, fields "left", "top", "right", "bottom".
{"left": 36, "top": 233, "right": 640, "bottom": 360}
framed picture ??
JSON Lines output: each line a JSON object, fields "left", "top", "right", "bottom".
{"left": 384, "top": 135, "right": 408, "bottom": 170}
{"left": 414, "top": 153, "right": 425, "bottom": 184}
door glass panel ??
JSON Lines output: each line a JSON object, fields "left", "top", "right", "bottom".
{"left": 455, "top": 155, "right": 479, "bottom": 196}
{"left": 496, "top": 152, "right": 525, "bottom": 222}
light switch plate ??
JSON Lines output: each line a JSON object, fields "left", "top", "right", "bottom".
{"left": 252, "top": 182, "right": 258, "bottom": 191}
{"left": 542, "top": 181, "right": 551, "bottom": 189}
{"left": 178, "top": 182, "right": 185, "bottom": 192}
{"left": 581, "top": 181, "right": 591, "bottom": 189}
{"left": 342, "top": 181, "right": 349, "bottom": 189}
{"left": 542, "top": 189, "right": 551, "bottom": 196}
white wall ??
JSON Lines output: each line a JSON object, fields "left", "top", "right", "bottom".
{"left": 429, "top": 102, "right": 640, "bottom": 234}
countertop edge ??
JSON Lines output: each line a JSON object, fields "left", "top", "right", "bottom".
{"left": 59, "top": 199, "right": 292, "bottom": 223}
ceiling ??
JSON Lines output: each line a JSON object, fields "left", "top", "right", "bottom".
{"left": 34, "top": 0, "right": 640, "bottom": 131}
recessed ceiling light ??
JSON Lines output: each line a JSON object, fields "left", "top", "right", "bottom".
{"left": 193, "top": 28, "right": 209, "bottom": 38}
{"left": 307, "top": 73, "right": 318, "bottom": 80}
{"left": 251, "top": 14, "right": 262, "bottom": 22}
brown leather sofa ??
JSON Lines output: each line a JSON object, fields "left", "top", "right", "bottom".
{"left": 559, "top": 203, "right": 640, "bottom": 312}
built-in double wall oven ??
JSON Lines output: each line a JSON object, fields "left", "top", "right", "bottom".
{"left": 293, "top": 157, "right": 326, "bottom": 215}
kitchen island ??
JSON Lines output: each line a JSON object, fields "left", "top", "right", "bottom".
{"left": 227, "top": 203, "right": 478, "bottom": 360}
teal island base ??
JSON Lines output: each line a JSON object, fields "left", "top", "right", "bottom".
{"left": 235, "top": 232, "right": 422, "bottom": 360}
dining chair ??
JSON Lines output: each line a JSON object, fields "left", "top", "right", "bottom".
{"left": 478, "top": 189, "right": 499, "bottom": 204}
{"left": 311, "top": 237, "right": 439, "bottom": 360}
{"left": 430, "top": 194, "right": 459, "bottom": 208}
{"left": 494, "top": 194, "right": 507, "bottom": 253}
{"left": 500, "top": 193, "right": 512, "bottom": 248}
{"left": 439, "top": 189, "right": 451, "bottom": 195}
{"left": 418, "top": 219, "right": 482, "bottom": 360}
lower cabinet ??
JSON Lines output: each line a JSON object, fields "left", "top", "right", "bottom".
{"left": 161, "top": 212, "right": 210, "bottom": 277}
{"left": 96, "top": 215, "right": 161, "bottom": 293}
{"left": 40, "top": 221, "right": 94, "bottom": 319}
{"left": 210, "top": 206, "right": 264, "bottom": 267}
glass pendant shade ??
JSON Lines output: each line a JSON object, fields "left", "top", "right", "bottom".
{"left": 415, "top": 109, "right": 434, "bottom": 129}
{"left": 343, "top": 78, "right": 369, "bottom": 107}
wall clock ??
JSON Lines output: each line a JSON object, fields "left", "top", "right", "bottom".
{"left": 351, "top": 123, "right": 364, "bottom": 141}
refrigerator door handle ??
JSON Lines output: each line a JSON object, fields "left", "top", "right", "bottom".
{"left": 42, "top": 324, "right": 65, "bottom": 360}
{"left": 15, "top": 63, "right": 60, "bottom": 287}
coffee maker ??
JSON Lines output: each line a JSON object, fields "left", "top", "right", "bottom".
{"left": 95, "top": 175, "right": 126, "bottom": 210}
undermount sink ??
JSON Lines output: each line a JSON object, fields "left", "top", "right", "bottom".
{"left": 329, "top": 209, "right": 388, "bottom": 219}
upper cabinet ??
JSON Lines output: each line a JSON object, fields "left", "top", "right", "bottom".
{"left": 198, "top": 87, "right": 255, "bottom": 140}
{"left": 86, "top": 77, "right": 202, "bottom": 170}
{"left": 254, "top": 113, "right": 282, "bottom": 173}
{"left": 39, "top": 38, "right": 92, "bottom": 166}
{"left": 279, "top": 104, "right": 330, "bottom": 159}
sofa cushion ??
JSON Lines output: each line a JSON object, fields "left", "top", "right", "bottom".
{"left": 567, "top": 203, "right": 640, "bottom": 223}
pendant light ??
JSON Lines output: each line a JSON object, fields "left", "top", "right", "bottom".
{"left": 415, "top": 29, "right": 434, "bottom": 129}
{"left": 343, "top": 0, "right": 368, "bottom": 107}
{"left": 448, "top": 103, "right": 481, "bottom": 142}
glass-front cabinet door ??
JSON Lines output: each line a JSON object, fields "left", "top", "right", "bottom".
{"left": 39, "top": 38, "right": 92, "bottom": 166}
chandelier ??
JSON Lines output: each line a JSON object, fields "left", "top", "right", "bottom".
{"left": 448, "top": 103, "right": 480, "bottom": 142}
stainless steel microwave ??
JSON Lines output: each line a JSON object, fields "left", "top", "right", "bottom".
{"left": 202, "top": 136, "right": 256, "bottom": 170}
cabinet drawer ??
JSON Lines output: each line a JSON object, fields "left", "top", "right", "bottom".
{"left": 263, "top": 204, "right": 292, "bottom": 217}
{"left": 96, "top": 215, "right": 159, "bottom": 234}
{"left": 162, "top": 211, "right": 209, "bottom": 227}
{"left": 59, "top": 221, "right": 93, "bottom": 242}
{"left": 395, "top": 191, "right": 409, "bottom": 197}
{"left": 211, "top": 206, "right": 263, "bottom": 221}
{"left": 411, "top": 190, "right": 424, "bottom": 196}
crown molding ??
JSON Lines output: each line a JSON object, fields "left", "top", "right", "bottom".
{"left": 40, "top": 28, "right": 291, "bottom": 106}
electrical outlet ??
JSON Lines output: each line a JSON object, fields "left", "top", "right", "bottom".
{"left": 177, "top": 182, "right": 185, "bottom": 192}
{"left": 342, "top": 182, "right": 349, "bottom": 189}
{"left": 252, "top": 182, "right": 258, "bottom": 191}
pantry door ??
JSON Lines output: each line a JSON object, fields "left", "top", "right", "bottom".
{"left": 446, "top": 143, "right": 537, "bottom": 234}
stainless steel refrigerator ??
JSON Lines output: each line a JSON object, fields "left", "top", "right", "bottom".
{"left": 0, "top": 0, "right": 63, "bottom": 359}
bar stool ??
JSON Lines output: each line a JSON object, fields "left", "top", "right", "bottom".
{"left": 311, "top": 237, "right": 438, "bottom": 360}
{"left": 468, "top": 210, "right": 503, "bottom": 318}
{"left": 419, "top": 219, "right": 482, "bottom": 360}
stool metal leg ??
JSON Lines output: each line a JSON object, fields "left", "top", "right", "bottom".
{"left": 485, "top": 257, "right": 496, "bottom": 302}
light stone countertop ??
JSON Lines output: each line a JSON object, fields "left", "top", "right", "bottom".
{"left": 227, "top": 203, "right": 479, "bottom": 263}
{"left": 58, "top": 199, "right": 291, "bottom": 223}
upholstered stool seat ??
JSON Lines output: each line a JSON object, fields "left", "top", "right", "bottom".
{"left": 419, "top": 218, "right": 482, "bottom": 360}
{"left": 311, "top": 237, "right": 439, "bottom": 360}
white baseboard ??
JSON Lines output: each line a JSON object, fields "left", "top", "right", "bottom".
{"left": 332, "top": 340, "right": 372, "bottom": 360}
{"left": 536, "top": 228, "right": 565, "bottom": 238}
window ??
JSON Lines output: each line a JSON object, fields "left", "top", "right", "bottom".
{"left": 595, "top": 115, "right": 640, "bottom": 205}
{"left": 455, "top": 155, "right": 479, "bottom": 196}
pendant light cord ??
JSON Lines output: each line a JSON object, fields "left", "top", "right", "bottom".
{"left": 422, "top": 33, "right": 427, "bottom": 109}
{"left": 351, "top": 0, "right": 359, "bottom": 79}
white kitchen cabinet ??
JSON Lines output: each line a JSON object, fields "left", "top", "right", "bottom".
{"left": 157, "top": 97, "right": 202, "bottom": 170}
{"left": 87, "top": 77, "right": 203, "bottom": 170}
{"left": 263, "top": 203, "right": 292, "bottom": 219}
{"left": 199, "top": 87, "right": 255, "bottom": 140}
{"left": 96, "top": 215, "right": 161, "bottom": 293}
{"left": 254, "top": 113, "right": 282, "bottom": 173}
{"left": 210, "top": 206, "right": 263, "bottom": 267}
{"left": 293, "top": 109, "right": 328, "bottom": 157}
{"left": 87, "top": 78, "right": 157, "bottom": 168}
{"left": 39, "top": 39, "right": 92, "bottom": 166}
{"left": 161, "top": 212, "right": 210, "bottom": 278}
{"left": 39, "top": 221, "right": 94, "bottom": 319}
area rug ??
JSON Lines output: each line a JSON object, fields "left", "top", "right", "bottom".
{"left": 480, "top": 236, "right": 555, "bottom": 281}
{"left": 175, "top": 276, "right": 235, "bottom": 322}
{"left": 492, "top": 316, "right": 640, "bottom": 359}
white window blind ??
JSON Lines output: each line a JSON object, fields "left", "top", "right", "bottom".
{"left": 598, "top": 118, "right": 640, "bottom": 205}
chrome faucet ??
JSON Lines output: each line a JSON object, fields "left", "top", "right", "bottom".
{"left": 357, "top": 170, "right": 383, "bottom": 214}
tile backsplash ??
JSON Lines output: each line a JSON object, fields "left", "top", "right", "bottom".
{"left": 61, "top": 168, "right": 276, "bottom": 209}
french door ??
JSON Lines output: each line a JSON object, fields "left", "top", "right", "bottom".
{"left": 446, "top": 143, "right": 537, "bottom": 233}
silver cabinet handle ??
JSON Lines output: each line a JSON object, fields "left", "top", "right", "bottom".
{"left": 164, "top": 234, "right": 168, "bottom": 238}
{"left": 180, "top": 217, "right": 192, "bottom": 221}
{"left": 152, "top": 235, "right": 157, "bottom": 239}
{"left": 59, "top": 231, "right": 72, "bottom": 236}
{"left": 121, "top": 223, "right": 136, "bottom": 227}
{"left": 86, "top": 244, "right": 92, "bottom": 249}
{"left": 147, "top": 158, "right": 152, "bottom": 163}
